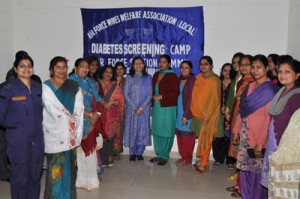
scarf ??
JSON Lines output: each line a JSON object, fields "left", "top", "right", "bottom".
{"left": 179, "top": 74, "right": 196, "bottom": 119}
{"left": 269, "top": 86, "right": 300, "bottom": 116}
{"left": 240, "top": 81, "right": 278, "bottom": 118}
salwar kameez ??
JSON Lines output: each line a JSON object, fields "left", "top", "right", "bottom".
{"left": 175, "top": 83, "right": 195, "bottom": 163}
{"left": 152, "top": 84, "right": 176, "bottom": 160}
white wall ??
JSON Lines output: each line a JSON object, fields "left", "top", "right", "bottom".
{"left": 0, "top": 1, "right": 14, "bottom": 82}
{"left": 9, "top": 0, "right": 289, "bottom": 82}
{"left": 287, "top": 0, "right": 300, "bottom": 60}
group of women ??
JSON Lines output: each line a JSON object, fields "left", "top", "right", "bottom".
{"left": 0, "top": 52, "right": 299, "bottom": 199}
{"left": 216, "top": 53, "right": 300, "bottom": 199}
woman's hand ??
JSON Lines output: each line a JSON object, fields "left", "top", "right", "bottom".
{"left": 231, "top": 134, "right": 239, "bottom": 146}
{"left": 254, "top": 144, "right": 263, "bottom": 158}
{"left": 135, "top": 108, "right": 143, "bottom": 116}
{"left": 104, "top": 101, "right": 114, "bottom": 110}
{"left": 153, "top": 95, "right": 162, "bottom": 101}
{"left": 182, "top": 117, "right": 187, "bottom": 125}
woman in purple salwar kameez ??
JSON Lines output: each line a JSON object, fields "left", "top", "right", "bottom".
{"left": 232, "top": 55, "right": 278, "bottom": 199}
{"left": 123, "top": 57, "right": 152, "bottom": 161}
{"left": 261, "top": 55, "right": 300, "bottom": 189}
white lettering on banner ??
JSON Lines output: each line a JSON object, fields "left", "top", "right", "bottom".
{"left": 108, "top": 58, "right": 128, "bottom": 66}
{"left": 120, "top": 11, "right": 142, "bottom": 21}
{"left": 170, "top": 45, "right": 191, "bottom": 55}
{"left": 177, "top": 20, "right": 197, "bottom": 36}
{"left": 92, "top": 21, "right": 108, "bottom": 34}
{"left": 91, "top": 43, "right": 123, "bottom": 54}
{"left": 106, "top": 16, "right": 121, "bottom": 26}
{"left": 142, "top": 11, "right": 177, "bottom": 25}
{"left": 123, "top": 44, "right": 165, "bottom": 55}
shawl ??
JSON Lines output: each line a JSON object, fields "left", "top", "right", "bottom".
{"left": 42, "top": 80, "right": 84, "bottom": 153}
{"left": 240, "top": 81, "right": 278, "bottom": 118}
{"left": 268, "top": 109, "right": 300, "bottom": 198}
{"left": 179, "top": 74, "right": 196, "bottom": 120}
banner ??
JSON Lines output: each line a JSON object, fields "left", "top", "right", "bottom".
{"left": 81, "top": 7, "right": 204, "bottom": 76}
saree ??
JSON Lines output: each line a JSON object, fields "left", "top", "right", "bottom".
{"left": 190, "top": 73, "right": 221, "bottom": 166}
{"left": 98, "top": 81, "right": 125, "bottom": 154}
{"left": 43, "top": 79, "right": 82, "bottom": 199}
{"left": 69, "top": 74, "right": 102, "bottom": 190}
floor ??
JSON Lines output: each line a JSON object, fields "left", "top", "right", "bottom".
{"left": 0, "top": 155, "right": 236, "bottom": 199}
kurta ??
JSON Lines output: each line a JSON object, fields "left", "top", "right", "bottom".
{"left": 190, "top": 73, "right": 221, "bottom": 166}
{"left": 123, "top": 74, "right": 152, "bottom": 149}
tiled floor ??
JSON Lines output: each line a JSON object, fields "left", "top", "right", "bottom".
{"left": 0, "top": 155, "right": 236, "bottom": 199}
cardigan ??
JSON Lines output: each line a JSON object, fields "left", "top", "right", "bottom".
{"left": 152, "top": 71, "right": 180, "bottom": 107}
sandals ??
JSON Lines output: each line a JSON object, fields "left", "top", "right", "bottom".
{"left": 193, "top": 165, "right": 209, "bottom": 174}
{"left": 149, "top": 157, "right": 159, "bottom": 163}
{"left": 213, "top": 161, "right": 221, "bottom": 169}
{"left": 231, "top": 190, "right": 241, "bottom": 198}
{"left": 226, "top": 185, "right": 239, "bottom": 192}
{"left": 157, "top": 159, "right": 168, "bottom": 166}
{"left": 227, "top": 164, "right": 235, "bottom": 170}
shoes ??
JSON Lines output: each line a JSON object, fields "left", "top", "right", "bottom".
{"left": 130, "top": 155, "right": 137, "bottom": 161}
{"left": 226, "top": 185, "right": 239, "bottom": 192}
{"left": 137, "top": 155, "right": 144, "bottom": 161}
{"left": 227, "top": 164, "right": 235, "bottom": 170}
{"left": 213, "top": 161, "right": 221, "bottom": 169}
{"left": 149, "top": 157, "right": 159, "bottom": 163}
{"left": 231, "top": 190, "right": 241, "bottom": 198}
{"left": 157, "top": 158, "right": 168, "bottom": 166}
{"left": 193, "top": 165, "right": 209, "bottom": 174}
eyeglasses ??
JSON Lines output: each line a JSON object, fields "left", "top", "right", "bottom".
{"left": 240, "top": 63, "right": 251, "bottom": 67}
{"left": 200, "top": 63, "right": 210, "bottom": 66}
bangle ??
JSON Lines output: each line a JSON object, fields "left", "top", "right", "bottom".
{"left": 139, "top": 107, "right": 143, "bottom": 111}
{"left": 89, "top": 112, "right": 93, "bottom": 118}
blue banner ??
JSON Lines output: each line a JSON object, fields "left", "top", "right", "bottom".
{"left": 81, "top": 7, "right": 204, "bottom": 76}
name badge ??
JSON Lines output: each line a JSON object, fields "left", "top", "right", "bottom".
{"left": 12, "top": 96, "right": 27, "bottom": 101}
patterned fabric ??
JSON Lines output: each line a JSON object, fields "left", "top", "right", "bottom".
{"left": 123, "top": 74, "right": 152, "bottom": 148}
{"left": 236, "top": 119, "right": 263, "bottom": 174}
{"left": 99, "top": 81, "right": 125, "bottom": 153}
{"left": 44, "top": 150, "right": 77, "bottom": 199}
{"left": 268, "top": 108, "right": 300, "bottom": 199}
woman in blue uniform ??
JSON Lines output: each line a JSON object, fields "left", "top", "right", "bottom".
{"left": 0, "top": 54, "right": 44, "bottom": 199}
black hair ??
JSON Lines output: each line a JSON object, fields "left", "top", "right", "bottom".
{"left": 220, "top": 63, "right": 234, "bottom": 81}
{"left": 13, "top": 54, "right": 34, "bottom": 69}
{"left": 129, "top": 56, "right": 148, "bottom": 77}
{"left": 252, "top": 54, "right": 268, "bottom": 67}
{"left": 159, "top": 54, "right": 171, "bottom": 69}
{"left": 268, "top": 54, "right": 279, "bottom": 65}
{"left": 277, "top": 55, "right": 300, "bottom": 86}
{"left": 99, "top": 65, "right": 116, "bottom": 81}
{"left": 49, "top": 56, "right": 68, "bottom": 77}
{"left": 15, "top": 50, "right": 28, "bottom": 60}
{"left": 68, "top": 58, "right": 88, "bottom": 76}
{"left": 200, "top": 55, "right": 213, "bottom": 66}
{"left": 231, "top": 52, "right": 244, "bottom": 64}
{"left": 85, "top": 55, "right": 100, "bottom": 80}
{"left": 114, "top": 62, "right": 127, "bottom": 76}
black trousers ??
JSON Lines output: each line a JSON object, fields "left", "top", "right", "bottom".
{"left": 212, "top": 137, "right": 236, "bottom": 165}
{"left": 0, "top": 125, "right": 10, "bottom": 180}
